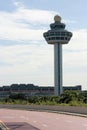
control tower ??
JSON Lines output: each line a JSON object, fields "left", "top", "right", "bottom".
{"left": 43, "top": 15, "right": 72, "bottom": 96}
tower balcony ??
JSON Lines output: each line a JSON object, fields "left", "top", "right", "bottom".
{"left": 43, "top": 31, "right": 72, "bottom": 44}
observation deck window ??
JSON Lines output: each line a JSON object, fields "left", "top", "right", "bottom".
{"left": 49, "top": 32, "right": 55, "bottom": 36}
{"left": 51, "top": 37, "right": 55, "bottom": 40}
{"left": 61, "top": 32, "right": 65, "bottom": 36}
{"left": 55, "top": 37, "right": 60, "bottom": 40}
{"left": 55, "top": 32, "right": 60, "bottom": 36}
{"left": 61, "top": 37, "right": 64, "bottom": 40}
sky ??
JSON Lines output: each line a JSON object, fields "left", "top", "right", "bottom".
{"left": 0, "top": 0, "right": 87, "bottom": 90}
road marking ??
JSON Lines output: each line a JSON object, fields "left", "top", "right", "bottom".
{"left": 83, "top": 124, "right": 87, "bottom": 127}
{"left": 33, "top": 121, "right": 37, "bottom": 123}
{"left": 42, "top": 124, "right": 48, "bottom": 127}
{"left": 56, "top": 117, "right": 60, "bottom": 120}
{"left": 20, "top": 116, "right": 25, "bottom": 118}
{"left": 1, "top": 116, "right": 14, "bottom": 119}
{"left": 66, "top": 120, "right": 73, "bottom": 123}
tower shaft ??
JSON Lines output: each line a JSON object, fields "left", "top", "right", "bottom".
{"left": 54, "top": 43, "right": 63, "bottom": 95}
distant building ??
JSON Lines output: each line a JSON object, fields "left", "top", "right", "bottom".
{"left": 0, "top": 84, "right": 82, "bottom": 98}
{"left": 63, "top": 85, "right": 81, "bottom": 91}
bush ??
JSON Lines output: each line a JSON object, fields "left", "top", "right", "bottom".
{"left": 0, "top": 91, "right": 87, "bottom": 106}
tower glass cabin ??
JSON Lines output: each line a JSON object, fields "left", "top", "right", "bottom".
{"left": 43, "top": 15, "right": 72, "bottom": 96}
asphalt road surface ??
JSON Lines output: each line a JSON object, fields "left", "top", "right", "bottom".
{"left": 0, "top": 108, "right": 87, "bottom": 130}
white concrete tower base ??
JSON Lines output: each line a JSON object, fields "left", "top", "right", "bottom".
{"left": 54, "top": 43, "right": 63, "bottom": 95}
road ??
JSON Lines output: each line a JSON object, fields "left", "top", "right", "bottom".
{"left": 0, "top": 108, "right": 87, "bottom": 130}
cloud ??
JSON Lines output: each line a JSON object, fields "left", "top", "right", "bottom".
{"left": 63, "top": 29, "right": 87, "bottom": 66}
{"left": 0, "top": 1, "right": 55, "bottom": 86}
{"left": 0, "top": 44, "right": 54, "bottom": 86}
{"left": 0, "top": 4, "right": 56, "bottom": 43}
{"left": 0, "top": 5, "right": 87, "bottom": 47}
{"left": 64, "top": 29, "right": 87, "bottom": 52}
{"left": 12, "top": 0, "right": 25, "bottom": 8}
{"left": 63, "top": 29, "right": 87, "bottom": 89}
{"left": 0, "top": 1, "right": 76, "bottom": 43}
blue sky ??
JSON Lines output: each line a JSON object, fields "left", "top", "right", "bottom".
{"left": 0, "top": 0, "right": 87, "bottom": 90}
